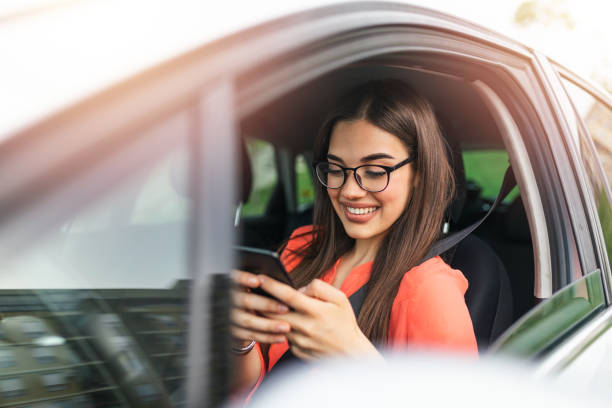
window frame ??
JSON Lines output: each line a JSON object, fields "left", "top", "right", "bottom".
{"left": 553, "top": 63, "right": 612, "bottom": 302}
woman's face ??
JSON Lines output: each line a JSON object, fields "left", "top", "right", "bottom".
{"left": 326, "top": 119, "right": 416, "bottom": 243}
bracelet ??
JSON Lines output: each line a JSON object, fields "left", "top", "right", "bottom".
{"left": 231, "top": 339, "right": 256, "bottom": 355}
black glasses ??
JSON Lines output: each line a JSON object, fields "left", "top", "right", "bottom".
{"left": 313, "top": 155, "right": 416, "bottom": 192}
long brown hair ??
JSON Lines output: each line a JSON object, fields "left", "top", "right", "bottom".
{"left": 284, "top": 79, "right": 455, "bottom": 345}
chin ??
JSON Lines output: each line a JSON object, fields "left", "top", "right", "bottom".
{"left": 342, "top": 224, "right": 380, "bottom": 240}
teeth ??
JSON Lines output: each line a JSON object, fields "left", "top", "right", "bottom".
{"left": 346, "top": 206, "right": 377, "bottom": 215}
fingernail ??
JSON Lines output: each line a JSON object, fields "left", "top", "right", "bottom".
{"left": 276, "top": 324, "right": 289, "bottom": 332}
{"left": 298, "top": 287, "right": 307, "bottom": 293}
{"left": 258, "top": 275, "right": 266, "bottom": 283}
{"left": 277, "top": 305, "right": 289, "bottom": 313}
{"left": 248, "top": 277, "right": 258, "bottom": 285}
{"left": 275, "top": 336, "right": 286, "bottom": 343}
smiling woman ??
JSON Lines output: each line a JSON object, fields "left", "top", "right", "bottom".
{"left": 323, "top": 120, "right": 417, "bottom": 241}
{"left": 230, "top": 79, "right": 477, "bottom": 402}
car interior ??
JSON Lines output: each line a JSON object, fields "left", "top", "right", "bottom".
{"left": 239, "top": 62, "right": 537, "bottom": 350}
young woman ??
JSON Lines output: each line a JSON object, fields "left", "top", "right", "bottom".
{"left": 230, "top": 79, "right": 477, "bottom": 399}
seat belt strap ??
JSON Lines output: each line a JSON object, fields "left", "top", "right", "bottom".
{"left": 423, "top": 166, "right": 516, "bottom": 261}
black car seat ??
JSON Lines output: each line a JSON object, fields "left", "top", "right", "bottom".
{"left": 445, "top": 143, "right": 514, "bottom": 350}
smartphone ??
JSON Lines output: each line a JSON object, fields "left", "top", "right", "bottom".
{"left": 234, "top": 246, "right": 295, "bottom": 299}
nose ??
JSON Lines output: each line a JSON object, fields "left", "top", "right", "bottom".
{"left": 340, "top": 171, "right": 366, "bottom": 199}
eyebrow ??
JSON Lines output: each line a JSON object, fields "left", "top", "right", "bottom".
{"left": 326, "top": 152, "right": 395, "bottom": 164}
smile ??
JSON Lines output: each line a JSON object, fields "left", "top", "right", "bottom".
{"left": 341, "top": 204, "right": 380, "bottom": 224}
{"left": 346, "top": 206, "right": 378, "bottom": 215}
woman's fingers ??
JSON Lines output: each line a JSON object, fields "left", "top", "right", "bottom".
{"left": 231, "top": 325, "right": 286, "bottom": 344}
{"left": 231, "top": 308, "right": 291, "bottom": 334}
{"left": 263, "top": 311, "right": 311, "bottom": 334}
{"left": 289, "top": 342, "right": 318, "bottom": 361}
{"left": 230, "top": 270, "right": 293, "bottom": 345}
{"left": 286, "top": 330, "right": 319, "bottom": 352}
{"left": 231, "top": 269, "right": 261, "bottom": 289}
{"left": 257, "top": 275, "right": 317, "bottom": 312}
{"left": 232, "top": 289, "right": 289, "bottom": 314}
{"left": 301, "top": 279, "right": 347, "bottom": 305}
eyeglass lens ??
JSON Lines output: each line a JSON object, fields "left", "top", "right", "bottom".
{"left": 315, "top": 163, "right": 388, "bottom": 192}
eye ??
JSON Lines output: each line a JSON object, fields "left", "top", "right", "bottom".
{"left": 363, "top": 168, "right": 386, "bottom": 178}
{"left": 321, "top": 163, "right": 343, "bottom": 176}
{"left": 325, "top": 168, "right": 343, "bottom": 175}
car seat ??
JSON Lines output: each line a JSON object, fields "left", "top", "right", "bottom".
{"left": 445, "top": 143, "right": 514, "bottom": 350}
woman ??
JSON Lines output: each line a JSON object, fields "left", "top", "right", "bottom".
{"left": 230, "top": 79, "right": 477, "bottom": 399}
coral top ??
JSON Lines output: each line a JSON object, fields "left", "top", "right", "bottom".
{"left": 246, "top": 225, "right": 477, "bottom": 401}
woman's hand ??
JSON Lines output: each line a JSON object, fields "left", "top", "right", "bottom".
{"left": 230, "top": 270, "right": 291, "bottom": 346}
{"left": 259, "top": 276, "right": 381, "bottom": 360}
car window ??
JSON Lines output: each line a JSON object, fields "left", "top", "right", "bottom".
{"left": 295, "top": 153, "right": 315, "bottom": 211}
{"left": 492, "top": 269, "right": 605, "bottom": 358}
{"left": 561, "top": 79, "right": 612, "bottom": 269}
{"left": 0, "top": 118, "right": 191, "bottom": 407}
{"left": 462, "top": 149, "right": 519, "bottom": 203}
{"left": 242, "top": 138, "right": 278, "bottom": 217}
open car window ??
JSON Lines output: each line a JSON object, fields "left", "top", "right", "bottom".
{"left": 463, "top": 149, "right": 519, "bottom": 203}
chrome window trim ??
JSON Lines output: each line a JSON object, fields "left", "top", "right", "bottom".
{"left": 472, "top": 80, "right": 552, "bottom": 298}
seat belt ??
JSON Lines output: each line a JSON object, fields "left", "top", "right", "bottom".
{"left": 423, "top": 166, "right": 517, "bottom": 262}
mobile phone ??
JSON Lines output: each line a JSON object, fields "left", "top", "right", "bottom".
{"left": 234, "top": 246, "right": 295, "bottom": 299}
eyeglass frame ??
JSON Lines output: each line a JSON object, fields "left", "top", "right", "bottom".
{"left": 312, "top": 154, "right": 417, "bottom": 193}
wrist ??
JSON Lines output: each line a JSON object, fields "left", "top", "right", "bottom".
{"left": 232, "top": 339, "right": 256, "bottom": 355}
{"left": 353, "top": 332, "right": 383, "bottom": 359}
{"left": 234, "top": 339, "right": 253, "bottom": 348}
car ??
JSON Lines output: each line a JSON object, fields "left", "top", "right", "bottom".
{"left": 1, "top": 1, "right": 612, "bottom": 407}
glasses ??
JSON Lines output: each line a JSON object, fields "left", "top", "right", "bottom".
{"left": 314, "top": 155, "right": 416, "bottom": 192}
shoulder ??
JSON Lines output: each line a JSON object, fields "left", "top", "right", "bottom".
{"left": 389, "top": 256, "right": 477, "bottom": 354}
{"left": 394, "top": 256, "right": 468, "bottom": 305}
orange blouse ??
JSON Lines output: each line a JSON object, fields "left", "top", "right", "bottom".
{"left": 246, "top": 225, "right": 477, "bottom": 401}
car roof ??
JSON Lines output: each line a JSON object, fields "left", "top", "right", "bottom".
{"left": 0, "top": 0, "right": 536, "bottom": 141}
